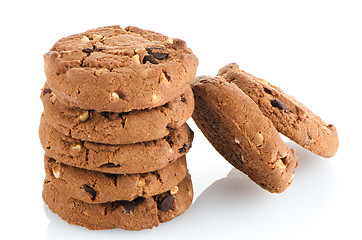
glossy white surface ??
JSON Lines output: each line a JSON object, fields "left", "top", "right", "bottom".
{"left": 1, "top": 0, "right": 361, "bottom": 239}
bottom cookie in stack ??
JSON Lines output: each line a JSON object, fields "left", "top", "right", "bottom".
{"left": 43, "top": 174, "right": 193, "bottom": 231}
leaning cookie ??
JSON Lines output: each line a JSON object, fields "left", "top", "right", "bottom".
{"left": 44, "top": 25, "right": 198, "bottom": 112}
{"left": 191, "top": 76, "right": 298, "bottom": 193}
{"left": 39, "top": 117, "right": 193, "bottom": 174}
{"left": 43, "top": 174, "right": 193, "bottom": 231}
{"left": 218, "top": 63, "right": 339, "bottom": 158}
{"left": 41, "top": 84, "right": 194, "bottom": 145}
{"left": 44, "top": 155, "right": 188, "bottom": 203}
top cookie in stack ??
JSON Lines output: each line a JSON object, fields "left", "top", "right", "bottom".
{"left": 44, "top": 25, "right": 198, "bottom": 113}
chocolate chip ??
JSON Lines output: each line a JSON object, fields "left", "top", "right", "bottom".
{"left": 152, "top": 52, "right": 169, "bottom": 60}
{"left": 157, "top": 194, "right": 175, "bottom": 212}
{"left": 100, "top": 163, "right": 120, "bottom": 168}
{"left": 263, "top": 87, "right": 272, "bottom": 95}
{"left": 42, "top": 88, "right": 52, "bottom": 95}
{"left": 81, "top": 184, "right": 96, "bottom": 200}
{"left": 96, "top": 47, "right": 106, "bottom": 51}
{"left": 271, "top": 99, "right": 290, "bottom": 113}
{"left": 82, "top": 48, "right": 94, "bottom": 54}
{"left": 119, "top": 201, "right": 135, "bottom": 213}
{"left": 146, "top": 47, "right": 169, "bottom": 60}
{"left": 178, "top": 143, "right": 190, "bottom": 154}
{"left": 143, "top": 55, "right": 158, "bottom": 64}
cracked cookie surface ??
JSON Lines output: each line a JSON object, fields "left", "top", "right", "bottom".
{"left": 44, "top": 25, "right": 198, "bottom": 112}
{"left": 43, "top": 173, "right": 193, "bottom": 231}
{"left": 39, "top": 117, "right": 193, "bottom": 174}
{"left": 41, "top": 84, "right": 194, "bottom": 145}
{"left": 218, "top": 63, "right": 339, "bottom": 158}
{"left": 191, "top": 75, "right": 298, "bottom": 193}
{"left": 44, "top": 155, "right": 187, "bottom": 203}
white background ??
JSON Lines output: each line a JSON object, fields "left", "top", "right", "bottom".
{"left": 1, "top": 0, "right": 361, "bottom": 239}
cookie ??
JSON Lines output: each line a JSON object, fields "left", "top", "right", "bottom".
{"left": 41, "top": 84, "right": 194, "bottom": 145}
{"left": 44, "top": 155, "right": 188, "bottom": 203}
{"left": 44, "top": 25, "right": 198, "bottom": 112}
{"left": 39, "top": 117, "right": 193, "bottom": 174}
{"left": 43, "top": 174, "right": 193, "bottom": 231}
{"left": 191, "top": 75, "right": 298, "bottom": 193}
{"left": 218, "top": 63, "right": 339, "bottom": 158}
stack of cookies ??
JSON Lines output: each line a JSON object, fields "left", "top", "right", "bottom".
{"left": 39, "top": 26, "right": 198, "bottom": 230}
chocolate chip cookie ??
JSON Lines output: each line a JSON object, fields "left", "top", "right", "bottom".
{"left": 43, "top": 174, "right": 193, "bottom": 231}
{"left": 44, "top": 155, "right": 188, "bottom": 203}
{"left": 218, "top": 63, "right": 339, "bottom": 158}
{"left": 44, "top": 25, "right": 198, "bottom": 112}
{"left": 41, "top": 84, "right": 194, "bottom": 145}
{"left": 191, "top": 75, "right": 298, "bottom": 193}
{"left": 39, "top": 117, "right": 193, "bottom": 174}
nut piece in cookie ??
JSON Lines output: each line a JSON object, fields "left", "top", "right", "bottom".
{"left": 217, "top": 63, "right": 339, "bottom": 158}
{"left": 191, "top": 75, "right": 298, "bottom": 193}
